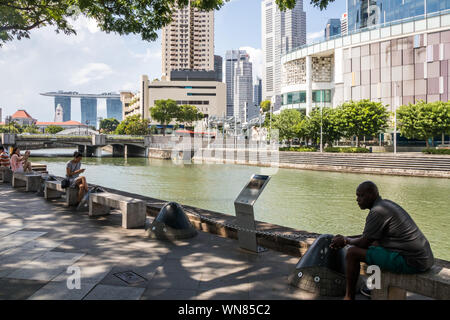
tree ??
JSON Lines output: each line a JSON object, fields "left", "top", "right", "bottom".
{"left": 99, "top": 118, "right": 120, "bottom": 133}
{"left": 45, "top": 125, "right": 64, "bottom": 134}
{"left": 150, "top": 99, "right": 179, "bottom": 135}
{"left": 22, "top": 124, "right": 40, "bottom": 134}
{"left": 176, "top": 105, "right": 204, "bottom": 128}
{"left": 260, "top": 100, "right": 271, "bottom": 113}
{"left": 338, "top": 100, "right": 389, "bottom": 146}
{"left": 1, "top": 1, "right": 334, "bottom": 46}
{"left": 272, "top": 109, "right": 304, "bottom": 145}
{"left": 304, "top": 107, "right": 343, "bottom": 147}
{"left": 397, "top": 100, "right": 450, "bottom": 147}
{"left": 115, "top": 114, "right": 150, "bottom": 136}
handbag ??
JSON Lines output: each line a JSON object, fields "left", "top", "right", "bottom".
{"left": 61, "top": 178, "right": 70, "bottom": 188}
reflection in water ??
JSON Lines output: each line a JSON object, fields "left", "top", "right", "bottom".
{"left": 31, "top": 149, "right": 450, "bottom": 260}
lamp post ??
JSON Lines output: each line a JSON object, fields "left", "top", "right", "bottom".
{"left": 320, "top": 91, "right": 324, "bottom": 153}
{"left": 394, "top": 83, "right": 400, "bottom": 155}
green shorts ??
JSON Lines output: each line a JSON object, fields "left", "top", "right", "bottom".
{"left": 365, "top": 246, "right": 419, "bottom": 274}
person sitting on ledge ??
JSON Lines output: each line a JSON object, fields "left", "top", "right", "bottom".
{"left": 330, "top": 180, "right": 434, "bottom": 300}
{"left": 0, "top": 146, "right": 10, "bottom": 168}
{"left": 10, "top": 147, "right": 25, "bottom": 173}
{"left": 66, "top": 151, "right": 88, "bottom": 202}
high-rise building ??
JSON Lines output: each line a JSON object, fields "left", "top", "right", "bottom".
{"left": 54, "top": 104, "right": 64, "bottom": 122}
{"left": 161, "top": 0, "right": 214, "bottom": 81}
{"left": 54, "top": 96, "right": 71, "bottom": 122}
{"left": 225, "top": 50, "right": 246, "bottom": 117}
{"left": 341, "top": 12, "right": 348, "bottom": 36}
{"left": 80, "top": 97, "right": 97, "bottom": 128}
{"left": 106, "top": 98, "right": 123, "bottom": 121}
{"left": 262, "top": 0, "right": 306, "bottom": 112}
{"left": 214, "top": 55, "right": 223, "bottom": 82}
{"left": 324, "top": 18, "right": 341, "bottom": 40}
{"left": 253, "top": 77, "right": 262, "bottom": 107}
{"left": 233, "top": 52, "right": 253, "bottom": 123}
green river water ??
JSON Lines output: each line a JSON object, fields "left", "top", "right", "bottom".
{"left": 31, "top": 149, "right": 450, "bottom": 260}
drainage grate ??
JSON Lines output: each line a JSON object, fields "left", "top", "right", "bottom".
{"left": 114, "top": 271, "right": 147, "bottom": 285}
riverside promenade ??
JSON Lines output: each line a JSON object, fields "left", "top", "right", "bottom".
{"left": 0, "top": 183, "right": 353, "bottom": 300}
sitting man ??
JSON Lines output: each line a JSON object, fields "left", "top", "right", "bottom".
{"left": 330, "top": 181, "right": 434, "bottom": 300}
{"left": 0, "top": 145, "right": 10, "bottom": 168}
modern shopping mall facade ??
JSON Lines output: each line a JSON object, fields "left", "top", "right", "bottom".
{"left": 280, "top": 1, "right": 450, "bottom": 115}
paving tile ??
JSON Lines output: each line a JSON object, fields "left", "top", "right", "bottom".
{"left": 0, "top": 278, "right": 48, "bottom": 300}
{"left": 0, "top": 226, "right": 23, "bottom": 239}
{"left": 6, "top": 251, "right": 85, "bottom": 281}
{"left": 83, "top": 284, "right": 145, "bottom": 300}
{"left": 28, "top": 280, "right": 97, "bottom": 300}
{"left": 0, "top": 231, "right": 47, "bottom": 254}
{"left": 140, "top": 287, "right": 198, "bottom": 300}
{"left": 147, "top": 266, "right": 202, "bottom": 290}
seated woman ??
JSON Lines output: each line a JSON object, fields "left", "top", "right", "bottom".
{"left": 66, "top": 151, "right": 88, "bottom": 202}
{"left": 22, "top": 150, "right": 33, "bottom": 172}
{"left": 10, "top": 147, "right": 24, "bottom": 173}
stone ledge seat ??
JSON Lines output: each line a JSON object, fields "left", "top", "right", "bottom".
{"left": 370, "top": 259, "right": 450, "bottom": 300}
{"left": 89, "top": 192, "right": 146, "bottom": 229}
{"left": 12, "top": 172, "right": 42, "bottom": 192}
{"left": 0, "top": 167, "right": 13, "bottom": 183}
{"left": 44, "top": 180, "right": 79, "bottom": 206}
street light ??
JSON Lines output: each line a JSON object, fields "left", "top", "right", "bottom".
{"left": 394, "top": 83, "right": 400, "bottom": 155}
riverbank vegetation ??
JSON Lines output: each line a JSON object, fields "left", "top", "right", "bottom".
{"left": 263, "top": 99, "right": 449, "bottom": 151}
{"left": 422, "top": 148, "right": 450, "bottom": 155}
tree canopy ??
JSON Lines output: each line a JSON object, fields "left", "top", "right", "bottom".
{"left": 150, "top": 99, "right": 179, "bottom": 135}
{"left": 115, "top": 114, "right": 150, "bottom": 135}
{"left": 303, "top": 107, "right": 343, "bottom": 147}
{"left": 176, "top": 104, "right": 204, "bottom": 128}
{"left": 397, "top": 100, "right": 450, "bottom": 147}
{"left": 271, "top": 109, "right": 305, "bottom": 145}
{"left": 99, "top": 118, "right": 120, "bottom": 133}
{"left": 1, "top": 0, "right": 334, "bottom": 46}
{"left": 260, "top": 100, "right": 271, "bottom": 113}
{"left": 45, "top": 125, "right": 64, "bottom": 134}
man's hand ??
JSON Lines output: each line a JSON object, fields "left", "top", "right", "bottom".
{"left": 330, "top": 234, "right": 347, "bottom": 249}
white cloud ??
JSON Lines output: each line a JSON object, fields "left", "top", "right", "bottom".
{"left": 71, "top": 63, "right": 114, "bottom": 85}
{"left": 239, "top": 46, "right": 263, "bottom": 83}
{"left": 130, "top": 48, "right": 161, "bottom": 62}
{"left": 307, "top": 31, "right": 324, "bottom": 42}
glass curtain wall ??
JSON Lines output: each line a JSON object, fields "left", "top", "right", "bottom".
{"left": 347, "top": 0, "right": 450, "bottom": 33}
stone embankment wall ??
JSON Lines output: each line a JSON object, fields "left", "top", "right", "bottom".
{"left": 193, "top": 149, "right": 450, "bottom": 178}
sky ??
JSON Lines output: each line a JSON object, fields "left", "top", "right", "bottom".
{"left": 0, "top": 0, "right": 345, "bottom": 122}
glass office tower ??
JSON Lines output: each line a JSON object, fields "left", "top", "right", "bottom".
{"left": 347, "top": 0, "right": 450, "bottom": 32}
{"left": 80, "top": 98, "right": 97, "bottom": 128}
{"left": 106, "top": 98, "right": 123, "bottom": 121}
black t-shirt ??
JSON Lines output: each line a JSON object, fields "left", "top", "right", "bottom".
{"left": 363, "top": 197, "right": 434, "bottom": 271}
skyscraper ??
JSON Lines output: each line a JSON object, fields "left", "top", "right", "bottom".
{"left": 225, "top": 50, "right": 246, "bottom": 117}
{"left": 80, "top": 97, "right": 97, "bottom": 128}
{"left": 233, "top": 52, "right": 253, "bottom": 123}
{"left": 161, "top": 0, "right": 214, "bottom": 80}
{"left": 262, "top": 0, "right": 306, "bottom": 111}
{"left": 54, "top": 96, "right": 71, "bottom": 122}
{"left": 106, "top": 98, "right": 123, "bottom": 121}
{"left": 324, "top": 18, "right": 341, "bottom": 39}
{"left": 214, "top": 55, "right": 223, "bottom": 82}
{"left": 253, "top": 77, "right": 262, "bottom": 107}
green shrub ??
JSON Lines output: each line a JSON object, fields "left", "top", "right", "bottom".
{"left": 422, "top": 148, "right": 450, "bottom": 155}
{"left": 324, "top": 147, "right": 370, "bottom": 153}
{"left": 280, "top": 147, "right": 317, "bottom": 152}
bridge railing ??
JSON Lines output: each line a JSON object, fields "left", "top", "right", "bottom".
{"left": 105, "top": 135, "right": 145, "bottom": 141}
{"left": 16, "top": 134, "right": 91, "bottom": 140}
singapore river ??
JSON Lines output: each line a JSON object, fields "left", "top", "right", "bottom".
{"left": 31, "top": 148, "right": 450, "bottom": 260}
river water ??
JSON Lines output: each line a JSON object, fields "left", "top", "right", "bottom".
{"left": 31, "top": 148, "right": 450, "bottom": 260}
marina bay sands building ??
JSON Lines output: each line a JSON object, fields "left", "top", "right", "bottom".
{"left": 40, "top": 91, "right": 123, "bottom": 127}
